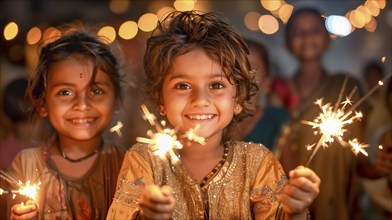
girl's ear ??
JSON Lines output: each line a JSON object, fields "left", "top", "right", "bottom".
{"left": 38, "top": 104, "right": 48, "bottom": 117}
{"left": 234, "top": 104, "right": 243, "bottom": 115}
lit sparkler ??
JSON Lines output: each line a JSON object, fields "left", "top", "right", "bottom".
{"left": 303, "top": 73, "right": 391, "bottom": 166}
{"left": 0, "top": 170, "right": 41, "bottom": 201}
{"left": 136, "top": 104, "right": 205, "bottom": 161}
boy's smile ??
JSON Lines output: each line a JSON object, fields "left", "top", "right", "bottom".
{"left": 161, "top": 48, "right": 241, "bottom": 141}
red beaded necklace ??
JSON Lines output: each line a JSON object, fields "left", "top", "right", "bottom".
{"left": 199, "top": 144, "right": 229, "bottom": 187}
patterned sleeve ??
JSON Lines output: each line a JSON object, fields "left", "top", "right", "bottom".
{"left": 106, "top": 150, "right": 155, "bottom": 219}
{"left": 250, "top": 152, "right": 288, "bottom": 220}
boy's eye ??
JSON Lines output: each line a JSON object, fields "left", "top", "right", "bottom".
{"left": 57, "top": 89, "right": 73, "bottom": 96}
{"left": 175, "top": 83, "right": 191, "bottom": 90}
{"left": 210, "top": 82, "right": 224, "bottom": 89}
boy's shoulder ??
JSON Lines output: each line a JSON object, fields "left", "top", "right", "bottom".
{"left": 232, "top": 140, "right": 271, "bottom": 154}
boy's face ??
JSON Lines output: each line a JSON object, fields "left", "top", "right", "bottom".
{"left": 39, "top": 56, "right": 116, "bottom": 142}
{"left": 288, "top": 12, "right": 330, "bottom": 61}
{"left": 161, "top": 48, "right": 242, "bottom": 142}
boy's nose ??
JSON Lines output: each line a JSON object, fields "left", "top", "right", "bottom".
{"left": 191, "top": 87, "right": 210, "bottom": 107}
{"left": 73, "top": 94, "right": 91, "bottom": 111}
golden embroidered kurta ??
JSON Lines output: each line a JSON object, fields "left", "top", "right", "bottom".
{"left": 107, "top": 140, "right": 287, "bottom": 220}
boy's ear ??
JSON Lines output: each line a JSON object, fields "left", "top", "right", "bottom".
{"left": 38, "top": 104, "right": 48, "bottom": 117}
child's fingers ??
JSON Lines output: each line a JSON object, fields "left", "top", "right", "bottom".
{"left": 278, "top": 194, "right": 307, "bottom": 215}
{"left": 289, "top": 166, "right": 320, "bottom": 184}
{"left": 10, "top": 203, "right": 37, "bottom": 220}
{"left": 282, "top": 184, "right": 312, "bottom": 201}
{"left": 140, "top": 207, "right": 172, "bottom": 220}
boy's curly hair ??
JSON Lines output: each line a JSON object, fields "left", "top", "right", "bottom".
{"left": 143, "top": 10, "right": 258, "bottom": 142}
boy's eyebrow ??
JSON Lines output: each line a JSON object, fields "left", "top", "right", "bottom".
{"left": 168, "top": 72, "right": 226, "bottom": 80}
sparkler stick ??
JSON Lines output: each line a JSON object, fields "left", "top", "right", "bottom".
{"left": 303, "top": 73, "right": 391, "bottom": 166}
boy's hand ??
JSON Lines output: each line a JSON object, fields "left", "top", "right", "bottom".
{"left": 10, "top": 200, "right": 37, "bottom": 220}
{"left": 139, "top": 185, "right": 175, "bottom": 220}
{"left": 279, "top": 166, "right": 320, "bottom": 219}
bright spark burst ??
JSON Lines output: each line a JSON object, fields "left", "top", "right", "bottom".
{"left": 18, "top": 180, "right": 41, "bottom": 199}
{"left": 303, "top": 73, "right": 391, "bottom": 166}
{"left": 136, "top": 104, "right": 205, "bottom": 162}
{"left": 0, "top": 170, "right": 41, "bottom": 201}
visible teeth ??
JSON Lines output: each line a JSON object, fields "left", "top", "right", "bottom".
{"left": 188, "top": 115, "right": 213, "bottom": 120}
{"left": 71, "top": 118, "right": 94, "bottom": 123}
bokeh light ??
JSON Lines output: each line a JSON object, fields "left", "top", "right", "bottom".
{"left": 325, "top": 15, "right": 352, "bottom": 37}
{"left": 244, "top": 11, "right": 261, "bottom": 31}
{"left": 109, "top": 0, "right": 130, "bottom": 14}
{"left": 173, "top": 0, "right": 195, "bottom": 11}
{"left": 26, "top": 27, "right": 42, "bottom": 45}
{"left": 119, "top": 21, "right": 138, "bottom": 40}
{"left": 278, "top": 4, "right": 294, "bottom": 23}
{"left": 4, "top": 21, "right": 18, "bottom": 40}
{"left": 97, "top": 26, "right": 116, "bottom": 44}
{"left": 258, "top": 14, "right": 279, "bottom": 35}
{"left": 260, "top": 0, "right": 281, "bottom": 11}
{"left": 42, "top": 27, "right": 61, "bottom": 45}
{"left": 138, "top": 13, "right": 158, "bottom": 32}
{"left": 364, "top": 16, "right": 377, "bottom": 32}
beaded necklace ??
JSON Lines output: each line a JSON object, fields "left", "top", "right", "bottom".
{"left": 199, "top": 144, "right": 229, "bottom": 187}
{"left": 57, "top": 141, "right": 102, "bottom": 163}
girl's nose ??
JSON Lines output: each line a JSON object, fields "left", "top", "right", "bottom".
{"left": 72, "top": 94, "right": 91, "bottom": 111}
{"left": 191, "top": 87, "right": 210, "bottom": 107}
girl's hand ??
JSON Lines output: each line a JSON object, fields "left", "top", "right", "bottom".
{"left": 279, "top": 166, "right": 320, "bottom": 219}
{"left": 138, "top": 185, "right": 175, "bottom": 220}
{"left": 10, "top": 200, "right": 38, "bottom": 220}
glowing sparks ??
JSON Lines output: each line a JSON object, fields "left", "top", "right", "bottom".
{"left": 381, "top": 56, "right": 386, "bottom": 63}
{"left": 348, "top": 139, "right": 368, "bottom": 156}
{"left": 136, "top": 104, "right": 205, "bottom": 161}
{"left": 378, "top": 145, "right": 383, "bottom": 150}
{"left": 0, "top": 170, "right": 41, "bottom": 201}
{"left": 303, "top": 73, "right": 391, "bottom": 166}
{"left": 182, "top": 124, "right": 205, "bottom": 145}
{"left": 110, "top": 121, "right": 123, "bottom": 137}
{"left": 18, "top": 180, "right": 41, "bottom": 199}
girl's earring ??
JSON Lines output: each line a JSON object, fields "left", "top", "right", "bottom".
{"left": 234, "top": 105, "right": 241, "bottom": 115}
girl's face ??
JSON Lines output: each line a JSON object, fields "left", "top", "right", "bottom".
{"left": 161, "top": 48, "right": 242, "bottom": 142}
{"left": 39, "top": 56, "right": 116, "bottom": 142}
{"left": 288, "top": 12, "right": 330, "bottom": 61}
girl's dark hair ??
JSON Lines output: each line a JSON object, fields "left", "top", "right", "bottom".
{"left": 285, "top": 8, "right": 327, "bottom": 46}
{"left": 27, "top": 24, "right": 123, "bottom": 116}
{"left": 143, "top": 10, "right": 258, "bottom": 142}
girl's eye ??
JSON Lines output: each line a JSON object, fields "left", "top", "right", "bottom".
{"left": 91, "top": 88, "right": 104, "bottom": 95}
{"left": 175, "top": 83, "right": 191, "bottom": 90}
{"left": 210, "top": 82, "right": 224, "bottom": 89}
{"left": 57, "top": 89, "right": 73, "bottom": 96}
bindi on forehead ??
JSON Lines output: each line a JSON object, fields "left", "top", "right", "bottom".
{"left": 80, "top": 73, "right": 83, "bottom": 78}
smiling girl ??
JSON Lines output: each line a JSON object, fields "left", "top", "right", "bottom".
{"left": 6, "top": 27, "right": 125, "bottom": 219}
